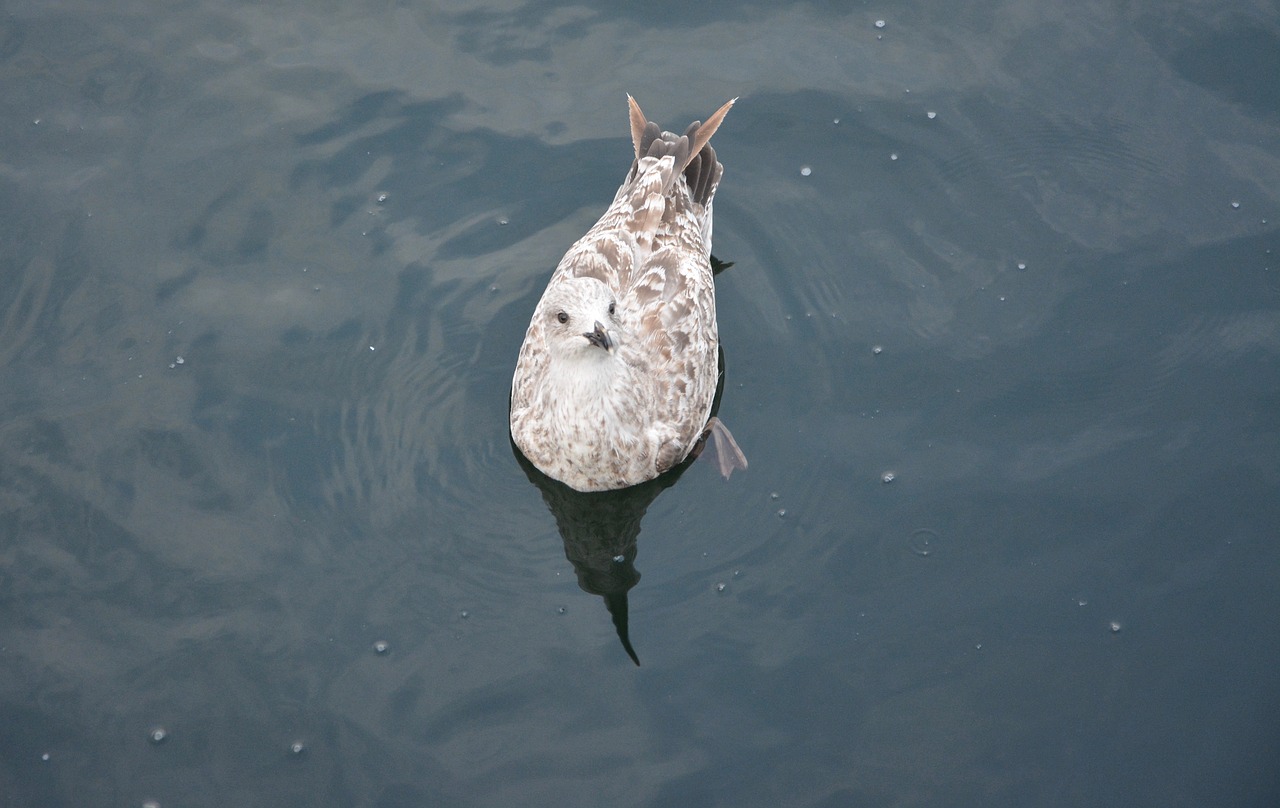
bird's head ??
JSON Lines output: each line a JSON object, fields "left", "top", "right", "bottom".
{"left": 538, "top": 276, "right": 623, "bottom": 359}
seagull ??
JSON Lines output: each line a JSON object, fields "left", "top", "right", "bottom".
{"left": 510, "top": 95, "right": 747, "bottom": 492}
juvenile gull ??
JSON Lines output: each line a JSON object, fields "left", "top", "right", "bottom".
{"left": 510, "top": 96, "right": 748, "bottom": 492}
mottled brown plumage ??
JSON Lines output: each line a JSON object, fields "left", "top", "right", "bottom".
{"left": 510, "top": 96, "right": 746, "bottom": 492}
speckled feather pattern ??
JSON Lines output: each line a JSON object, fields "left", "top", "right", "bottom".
{"left": 510, "top": 97, "right": 736, "bottom": 491}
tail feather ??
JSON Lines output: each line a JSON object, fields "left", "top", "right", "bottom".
{"left": 686, "top": 145, "right": 720, "bottom": 207}
{"left": 625, "top": 95, "right": 735, "bottom": 206}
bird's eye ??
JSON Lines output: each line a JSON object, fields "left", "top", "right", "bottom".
{"left": 608, "top": 302, "right": 616, "bottom": 316}
{"left": 556, "top": 311, "right": 569, "bottom": 324}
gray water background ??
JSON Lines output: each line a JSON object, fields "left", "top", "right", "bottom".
{"left": 2, "top": 1, "right": 1278, "bottom": 806}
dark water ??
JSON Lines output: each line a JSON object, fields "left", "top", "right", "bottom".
{"left": 2, "top": 2, "right": 1278, "bottom": 806}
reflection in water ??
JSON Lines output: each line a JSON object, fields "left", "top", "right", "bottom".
{"left": 515, "top": 443, "right": 689, "bottom": 666}
{"left": 511, "top": 345, "right": 732, "bottom": 665}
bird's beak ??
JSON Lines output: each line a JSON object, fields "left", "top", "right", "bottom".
{"left": 584, "top": 321, "right": 614, "bottom": 351}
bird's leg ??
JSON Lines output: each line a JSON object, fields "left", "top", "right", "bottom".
{"left": 694, "top": 416, "right": 748, "bottom": 479}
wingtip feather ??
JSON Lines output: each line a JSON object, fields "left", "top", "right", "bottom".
{"left": 686, "top": 97, "right": 735, "bottom": 165}
{"left": 627, "top": 94, "right": 647, "bottom": 159}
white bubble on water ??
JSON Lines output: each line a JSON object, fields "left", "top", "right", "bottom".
{"left": 908, "top": 528, "right": 940, "bottom": 557}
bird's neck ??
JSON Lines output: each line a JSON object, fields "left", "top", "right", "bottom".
{"left": 538, "top": 351, "right": 643, "bottom": 434}
{"left": 549, "top": 349, "right": 623, "bottom": 398}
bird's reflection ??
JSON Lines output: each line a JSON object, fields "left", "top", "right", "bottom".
{"left": 512, "top": 343, "right": 733, "bottom": 666}
{"left": 514, "top": 444, "right": 690, "bottom": 665}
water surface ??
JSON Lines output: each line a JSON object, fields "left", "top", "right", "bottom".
{"left": 2, "top": 1, "right": 1278, "bottom": 806}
